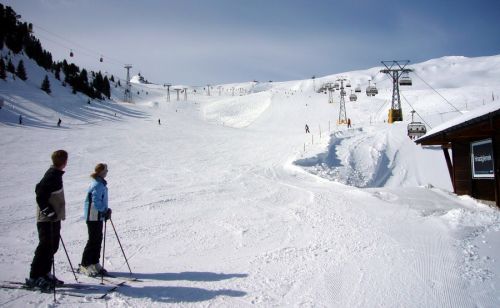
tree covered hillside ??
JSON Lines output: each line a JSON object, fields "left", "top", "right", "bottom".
{"left": 0, "top": 3, "right": 111, "bottom": 100}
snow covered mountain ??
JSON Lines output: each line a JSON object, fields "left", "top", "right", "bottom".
{"left": 1, "top": 48, "right": 500, "bottom": 307}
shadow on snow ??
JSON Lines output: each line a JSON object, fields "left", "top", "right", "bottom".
{"left": 117, "top": 285, "right": 246, "bottom": 303}
{"left": 107, "top": 271, "right": 248, "bottom": 303}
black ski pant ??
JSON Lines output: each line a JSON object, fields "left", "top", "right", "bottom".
{"left": 30, "top": 221, "right": 61, "bottom": 279}
{"left": 81, "top": 221, "right": 103, "bottom": 266}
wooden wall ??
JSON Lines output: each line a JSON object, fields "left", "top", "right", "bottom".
{"left": 452, "top": 131, "right": 500, "bottom": 206}
{"left": 494, "top": 135, "right": 500, "bottom": 207}
{"left": 452, "top": 141, "right": 472, "bottom": 196}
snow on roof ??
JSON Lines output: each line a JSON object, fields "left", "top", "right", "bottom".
{"left": 416, "top": 101, "right": 500, "bottom": 143}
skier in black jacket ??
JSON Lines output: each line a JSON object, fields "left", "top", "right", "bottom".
{"left": 26, "top": 150, "right": 68, "bottom": 291}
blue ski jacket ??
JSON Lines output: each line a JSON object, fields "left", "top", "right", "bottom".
{"left": 84, "top": 176, "right": 108, "bottom": 221}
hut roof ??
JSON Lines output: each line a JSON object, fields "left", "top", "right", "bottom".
{"left": 416, "top": 102, "right": 500, "bottom": 145}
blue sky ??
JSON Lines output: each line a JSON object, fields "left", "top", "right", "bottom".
{"left": 3, "top": 0, "right": 500, "bottom": 85}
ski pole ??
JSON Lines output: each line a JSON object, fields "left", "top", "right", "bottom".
{"left": 101, "top": 220, "right": 107, "bottom": 285}
{"left": 59, "top": 235, "right": 78, "bottom": 282}
{"left": 110, "top": 218, "right": 133, "bottom": 276}
{"left": 50, "top": 222, "right": 56, "bottom": 302}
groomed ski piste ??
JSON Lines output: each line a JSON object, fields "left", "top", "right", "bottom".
{"left": 1, "top": 51, "right": 500, "bottom": 307}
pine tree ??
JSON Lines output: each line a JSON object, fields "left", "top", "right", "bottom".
{"left": 0, "top": 58, "right": 6, "bottom": 80}
{"left": 110, "top": 75, "right": 115, "bottom": 82}
{"left": 16, "top": 60, "right": 27, "bottom": 80}
{"left": 6, "top": 59, "right": 15, "bottom": 74}
{"left": 117, "top": 80, "right": 121, "bottom": 87}
{"left": 54, "top": 66, "right": 60, "bottom": 80}
{"left": 41, "top": 75, "right": 51, "bottom": 94}
{"left": 103, "top": 76, "right": 111, "bottom": 99}
{"left": 92, "top": 71, "right": 104, "bottom": 99}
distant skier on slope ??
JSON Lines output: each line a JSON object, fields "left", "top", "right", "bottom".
{"left": 347, "top": 118, "right": 352, "bottom": 128}
{"left": 26, "top": 150, "right": 68, "bottom": 290}
{"left": 305, "top": 124, "right": 310, "bottom": 133}
{"left": 79, "top": 163, "right": 112, "bottom": 277}
{"left": 57, "top": 118, "right": 61, "bottom": 127}
{"left": 19, "top": 114, "right": 22, "bottom": 125}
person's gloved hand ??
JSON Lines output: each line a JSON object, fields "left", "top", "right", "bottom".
{"left": 40, "top": 206, "right": 56, "bottom": 218}
{"left": 105, "top": 208, "right": 112, "bottom": 221}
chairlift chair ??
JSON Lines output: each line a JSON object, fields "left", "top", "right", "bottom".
{"left": 366, "top": 85, "right": 377, "bottom": 96}
{"left": 349, "top": 93, "right": 357, "bottom": 102}
{"left": 70, "top": 50, "right": 74, "bottom": 57}
{"left": 365, "top": 85, "right": 371, "bottom": 96}
{"left": 366, "top": 80, "right": 377, "bottom": 96}
{"left": 100, "top": 56, "right": 103, "bottom": 63}
{"left": 407, "top": 122, "right": 426, "bottom": 139}
{"left": 399, "top": 75, "right": 412, "bottom": 86}
{"left": 355, "top": 86, "right": 361, "bottom": 93}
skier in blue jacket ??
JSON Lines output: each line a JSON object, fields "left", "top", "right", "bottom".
{"left": 79, "top": 163, "right": 112, "bottom": 277}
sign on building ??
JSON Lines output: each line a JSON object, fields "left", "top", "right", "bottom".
{"left": 471, "top": 138, "right": 495, "bottom": 179}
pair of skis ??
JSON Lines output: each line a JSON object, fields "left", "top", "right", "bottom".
{"left": 0, "top": 275, "right": 136, "bottom": 300}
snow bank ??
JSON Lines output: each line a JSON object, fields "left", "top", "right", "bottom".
{"left": 295, "top": 123, "right": 452, "bottom": 190}
{"left": 202, "top": 91, "right": 272, "bottom": 128}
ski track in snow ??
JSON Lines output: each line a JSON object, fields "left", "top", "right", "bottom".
{"left": 1, "top": 52, "right": 500, "bottom": 307}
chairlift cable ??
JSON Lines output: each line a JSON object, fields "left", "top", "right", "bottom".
{"left": 400, "top": 93, "right": 432, "bottom": 128}
{"left": 35, "top": 32, "right": 102, "bottom": 61}
{"left": 31, "top": 23, "right": 127, "bottom": 66}
{"left": 374, "top": 100, "right": 388, "bottom": 118}
{"left": 412, "top": 71, "right": 462, "bottom": 114}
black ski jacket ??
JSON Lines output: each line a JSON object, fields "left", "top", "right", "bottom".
{"left": 35, "top": 167, "right": 66, "bottom": 222}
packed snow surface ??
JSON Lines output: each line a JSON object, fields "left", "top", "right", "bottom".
{"left": 1, "top": 52, "right": 500, "bottom": 307}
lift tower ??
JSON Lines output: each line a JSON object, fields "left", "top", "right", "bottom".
{"left": 380, "top": 60, "right": 412, "bottom": 123}
{"left": 174, "top": 88, "right": 181, "bottom": 101}
{"left": 124, "top": 65, "right": 133, "bottom": 103}
{"left": 328, "top": 86, "right": 335, "bottom": 104}
{"left": 165, "top": 83, "right": 172, "bottom": 102}
{"left": 336, "top": 78, "right": 348, "bottom": 124}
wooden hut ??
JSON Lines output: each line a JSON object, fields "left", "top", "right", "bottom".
{"left": 415, "top": 103, "right": 500, "bottom": 207}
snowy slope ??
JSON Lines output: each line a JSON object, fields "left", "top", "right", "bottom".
{"left": 1, "top": 52, "right": 500, "bottom": 307}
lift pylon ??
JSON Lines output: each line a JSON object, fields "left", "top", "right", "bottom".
{"left": 380, "top": 60, "right": 412, "bottom": 123}
{"left": 165, "top": 83, "right": 172, "bottom": 102}
{"left": 336, "top": 78, "right": 348, "bottom": 124}
{"left": 124, "top": 65, "right": 133, "bottom": 103}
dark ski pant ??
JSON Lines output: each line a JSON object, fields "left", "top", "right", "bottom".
{"left": 30, "top": 221, "right": 61, "bottom": 279}
{"left": 81, "top": 221, "right": 103, "bottom": 266}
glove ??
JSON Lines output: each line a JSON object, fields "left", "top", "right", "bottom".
{"left": 40, "top": 206, "right": 56, "bottom": 218}
{"left": 104, "top": 208, "right": 112, "bottom": 221}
